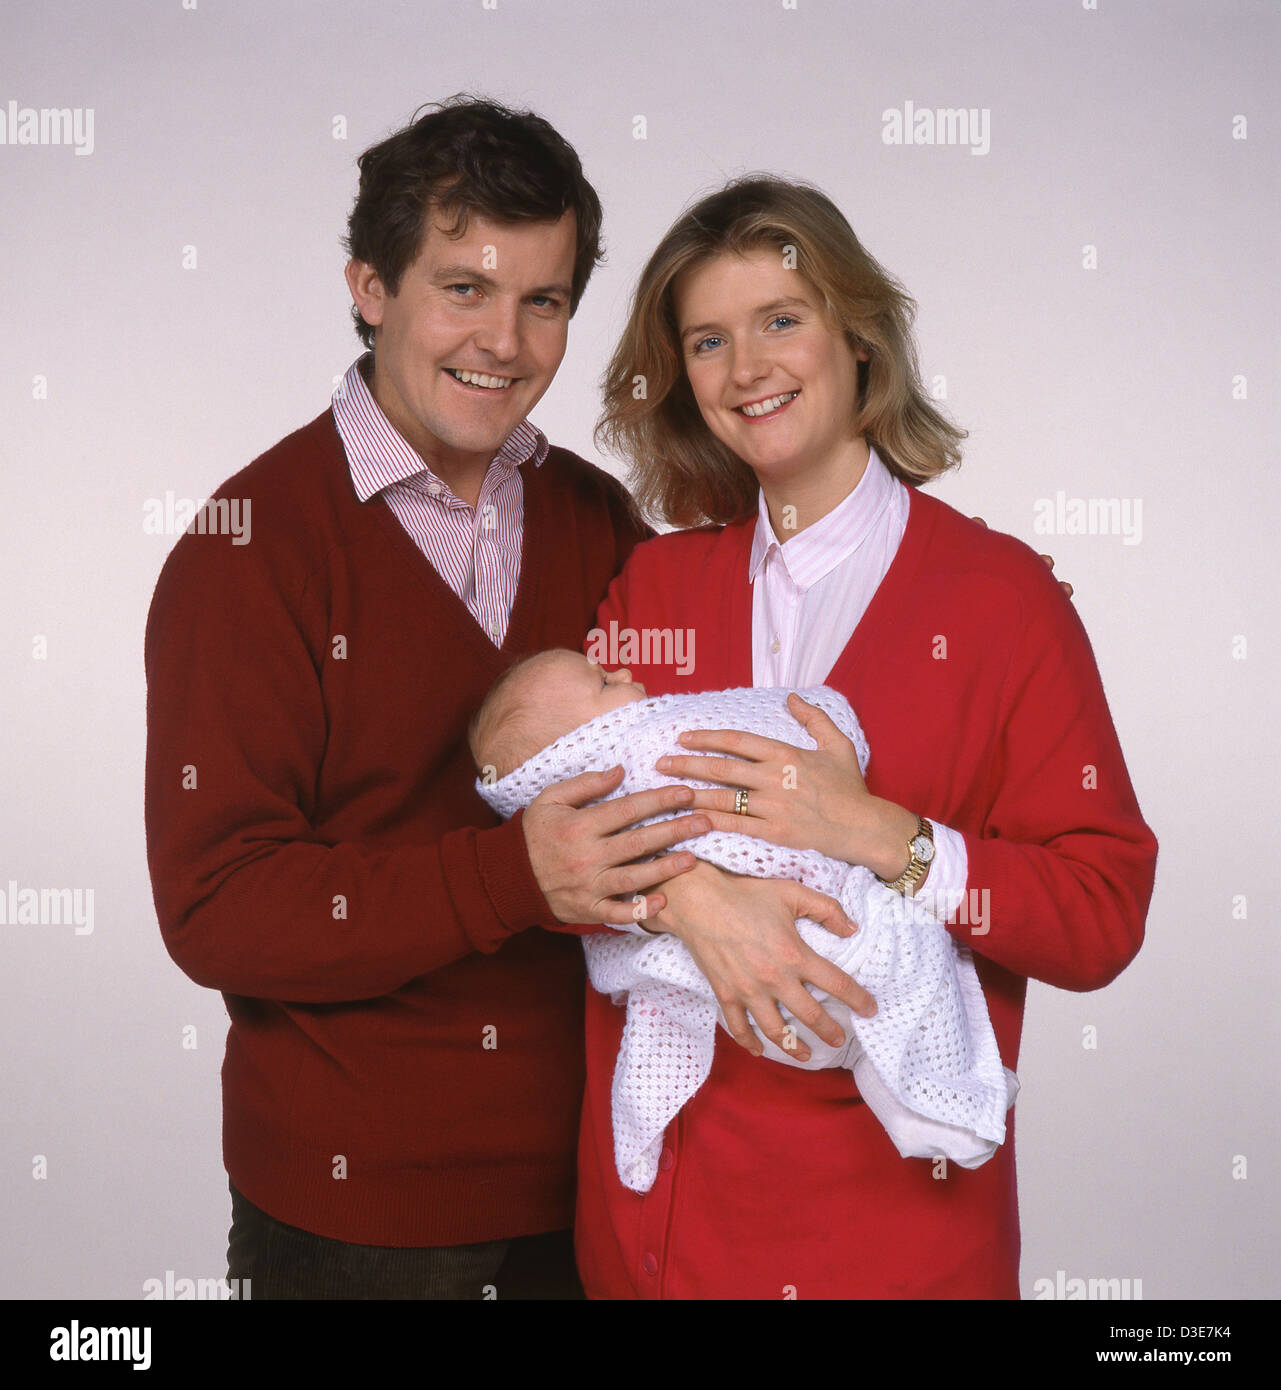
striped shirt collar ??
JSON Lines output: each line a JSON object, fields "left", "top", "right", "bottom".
{"left": 748, "top": 444, "right": 896, "bottom": 590}
{"left": 331, "top": 352, "right": 549, "bottom": 503}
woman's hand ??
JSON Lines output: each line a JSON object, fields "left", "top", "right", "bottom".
{"left": 647, "top": 860, "right": 876, "bottom": 1062}
{"left": 656, "top": 693, "right": 919, "bottom": 880}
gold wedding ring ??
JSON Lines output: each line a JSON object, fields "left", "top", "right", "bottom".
{"left": 734, "top": 788, "right": 750, "bottom": 816}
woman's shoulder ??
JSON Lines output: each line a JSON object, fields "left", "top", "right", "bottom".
{"left": 913, "top": 489, "right": 1069, "bottom": 612}
{"left": 617, "top": 517, "right": 753, "bottom": 580}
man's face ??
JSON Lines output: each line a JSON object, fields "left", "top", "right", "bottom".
{"left": 346, "top": 209, "right": 577, "bottom": 478}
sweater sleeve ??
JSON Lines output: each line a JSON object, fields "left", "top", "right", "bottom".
{"left": 144, "top": 530, "right": 564, "bottom": 1006}
{"left": 954, "top": 548, "right": 1158, "bottom": 992}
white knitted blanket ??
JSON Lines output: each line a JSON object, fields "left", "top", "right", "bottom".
{"left": 477, "top": 685, "right": 1013, "bottom": 1192}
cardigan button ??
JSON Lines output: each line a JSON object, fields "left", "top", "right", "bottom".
{"left": 658, "top": 1147, "right": 674, "bottom": 1172}
{"left": 641, "top": 1253, "right": 659, "bottom": 1277}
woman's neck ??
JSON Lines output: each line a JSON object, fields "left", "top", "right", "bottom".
{"left": 760, "top": 436, "right": 871, "bottom": 540}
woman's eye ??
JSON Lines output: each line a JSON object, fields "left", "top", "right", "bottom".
{"left": 693, "top": 335, "right": 724, "bottom": 354}
{"left": 768, "top": 315, "right": 797, "bottom": 330}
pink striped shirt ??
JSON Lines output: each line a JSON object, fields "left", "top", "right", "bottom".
{"left": 331, "top": 353, "right": 549, "bottom": 647}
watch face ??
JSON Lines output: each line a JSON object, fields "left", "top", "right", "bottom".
{"left": 912, "top": 836, "right": 935, "bottom": 863}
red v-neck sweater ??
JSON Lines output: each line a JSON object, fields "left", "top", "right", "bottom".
{"left": 573, "top": 486, "right": 1159, "bottom": 1299}
{"left": 144, "top": 409, "right": 648, "bottom": 1246}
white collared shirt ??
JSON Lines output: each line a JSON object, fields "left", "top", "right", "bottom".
{"left": 749, "top": 446, "right": 967, "bottom": 918}
{"left": 331, "top": 353, "right": 548, "bottom": 647}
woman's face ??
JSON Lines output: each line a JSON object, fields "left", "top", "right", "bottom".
{"left": 672, "top": 247, "right": 868, "bottom": 488}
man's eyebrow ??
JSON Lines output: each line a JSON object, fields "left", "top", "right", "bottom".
{"left": 432, "top": 266, "right": 572, "bottom": 300}
{"left": 679, "top": 298, "right": 810, "bottom": 341}
{"left": 433, "top": 264, "right": 498, "bottom": 287}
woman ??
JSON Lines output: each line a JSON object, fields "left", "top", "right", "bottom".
{"left": 571, "top": 176, "right": 1159, "bottom": 1299}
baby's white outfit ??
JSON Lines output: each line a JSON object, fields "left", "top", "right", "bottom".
{"left": 477, "top": 686, "right": 1018, "bottom": 1194}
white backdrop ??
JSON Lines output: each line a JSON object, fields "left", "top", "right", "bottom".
{"left": 1, "top": 0, "right": 1276, "bottom": 1300}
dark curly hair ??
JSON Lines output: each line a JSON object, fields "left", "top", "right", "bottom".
{"left": 343, "top": 94, "right": 605, "bottom": 348}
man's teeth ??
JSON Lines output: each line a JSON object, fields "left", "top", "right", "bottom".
{"left": 739, "top": 391, "right": 798, "bottom": 417}
{"left": 449, "top": 369, "right": 514, "bottom": 389}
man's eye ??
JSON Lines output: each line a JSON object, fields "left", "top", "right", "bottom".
{"left": 447, "top": 284, "right": 477, "bottom": 297}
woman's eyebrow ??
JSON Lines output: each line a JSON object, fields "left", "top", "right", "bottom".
{"left": 680, "top": 298, "right": 810, "bottom": 341}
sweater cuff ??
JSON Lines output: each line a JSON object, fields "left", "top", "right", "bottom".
{"left": 474, "top": 808, "right": 564, "bottom": 935}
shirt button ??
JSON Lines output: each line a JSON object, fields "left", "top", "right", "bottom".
{"left": 658, "top": 1147, "right": 674, "bottom": 1172}
{"left": 427, "top": 482, "right": 442, "bottom": 496}
{"left": 488, "top": 622, "right": 500, "bottom": 638}
{"left": 641, "top": 1253, "right": 659, "bottom": 1277}
{"left": 770, "top": 637, "right": 781, "bottom": 654}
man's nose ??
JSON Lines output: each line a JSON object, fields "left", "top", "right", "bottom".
{"left": 471, "top": 299, "right": 521, "bottom": 362}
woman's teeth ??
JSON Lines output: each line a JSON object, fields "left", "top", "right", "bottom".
{"left": 448, "top": 369, "right": 514, "bottom": 389}
{"left": 738, "top": 391, "right": 798, "bottom": 417}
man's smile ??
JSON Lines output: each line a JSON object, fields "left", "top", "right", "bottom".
{"left": 445, "top": 368, "right": 517, "bottom": 390}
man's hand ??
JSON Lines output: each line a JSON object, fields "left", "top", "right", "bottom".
{"left": 971, "top": 515, "right": 1074, "bottom": 598}
{"left": 649, "top": 861, "right": 876, "bottom": 1062}
{"left": 522, "top": 766, "right": 709, "bottom": 926}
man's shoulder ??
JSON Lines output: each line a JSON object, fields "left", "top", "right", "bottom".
{"left": 215, "top": 409, "right": 346, "bottom": 507}
{"left": 150, "top": 409, "right": 348, "bottom": 599}
{"left": 538, "top": 442, "right": 644, "bottom": 516}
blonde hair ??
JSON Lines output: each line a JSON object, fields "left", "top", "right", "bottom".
{"left": 596, "top": 175, "right": 966, "bottom": 528}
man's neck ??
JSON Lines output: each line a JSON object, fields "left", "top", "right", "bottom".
{"left": 364, "top": 356, "right": 493, "bottom": 510}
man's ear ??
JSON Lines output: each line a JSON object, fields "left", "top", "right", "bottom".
{"left": 345, "top": 258, "right": 386, "bottom": 329}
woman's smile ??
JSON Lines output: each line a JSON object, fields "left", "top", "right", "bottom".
{"left": 734, "top": 389, "right": 800, "bottom": 420}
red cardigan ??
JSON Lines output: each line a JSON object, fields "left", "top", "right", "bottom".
{"left": 144, "top": 409, "right": 648, "bottom": 1246}
{"left": 574, "top": 486, "right": 1159, "bottom": 1299}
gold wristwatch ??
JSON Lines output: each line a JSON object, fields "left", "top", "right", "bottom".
{"left": 880, "top": 815, "right": 935, "bottom": 896}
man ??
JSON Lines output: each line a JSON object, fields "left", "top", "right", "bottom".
{"left": 144, "top": 97, "right": 718, "bottom": 1299}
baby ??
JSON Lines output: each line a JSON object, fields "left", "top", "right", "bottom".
{"left": 469, "top": 648, "right": 1018, "bottom": 1194}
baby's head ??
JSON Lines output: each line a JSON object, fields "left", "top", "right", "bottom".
{"left": 468, "top": 648, "right": 648, "bottom": 782}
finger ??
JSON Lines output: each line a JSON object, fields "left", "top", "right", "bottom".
{"left": 586, "top": 782, "right": 700, "bottom": 834}
{"left": 801, "top": 953, "right": 877, "bottom": 1019}
{"left": 719, "top": 1001, "right": 764, "bottom": 1058}
{"left": 683, "top": 787, "right": 768, "bottom": 816}
{"left": 971, "top": 515, "right": 988, "bottom": 528}
{"left": 794, "top": 887, "right": 857, "bottom": 939}
{"left": 612, "top": 814, "right": 711, "bottom": 859}
{"left": 596, "top": 892, "right": 667, "bottom": 927}
{"left": 784, "top": 692, "right": 840, "bottom": 743}
{"left": 778, "top": 988, "right": 846, "bottom": 1051}
{"left": 603, "top": 849, "right": 704, "bottom": 900}
{"left": 672, "top": 726, "right": 788, "bottom": 762}
{"left": 747, "top": 999, "right": 812, "bottom": 1063}
{"left": 655, "top": 752, "right": 764, "bottom": 787}
{"left": 1038, "top": 552, "right": 1055, "bottom": 570}
{"left": 1059, "top": 580, "right": 1074, "bottom": 598}
{"left": 537, "top": 764, "right": 627, "bottom": 808}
